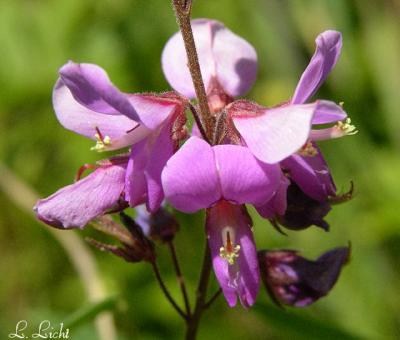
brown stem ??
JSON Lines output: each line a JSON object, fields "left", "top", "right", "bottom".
{"left": 185, "top": 243, "right": 212, "bottom": 340}
{"left": 189, "top": 104, "right": 211, "bottom": 143}
{"left": 172, "top": 0, "right": 213, "bottom": 141}
{"left": 204, "top": 289, "right": 222, "bottom": 309}
{"left": 167, "top": 241, "right": 192, "bottom": 316}
{"left": 151, "top": 261, "right": 188, "bottom": 320}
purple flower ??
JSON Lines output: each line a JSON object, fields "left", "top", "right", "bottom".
{"left": 36, "top": 62, "right": 187, "bottom": 228}
{"left": 258, "top": 246, "right": 350, "bottom": 307}
{"left": 34, "top": 156, "right": 128, "bottom": 229}
{"left": 162, "top": 19, "right": 258, "bottom": 100}
{"left": 228, "top": 31, "right": 352, "bottom": 163}
{"left": 55, "top": 61, "right": 185, "bottom": 151}
{"left": 162, "top": 136, "right": 282, "bottom": 307}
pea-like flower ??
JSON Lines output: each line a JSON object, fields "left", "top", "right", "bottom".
{"left": 35, "top": 62, "right": 187, "bottom": 228}
{"left": 162, "top": 136, "right": 282, "bottom": 307}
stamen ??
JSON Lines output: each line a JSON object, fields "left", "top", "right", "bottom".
{"left": 298, "top": 141, "right": 318, "bottom": 157}
{"left": 310, "top": 118, "right": 358, "bottom": 141}
{"left": 219, "top": 227, "right": 241, "bottom": 265}
{"left": 91, "top": 127, "right": 112, "bottom": 152}
{"left": 336, "top": 118, "right": 358, "bottom": 135}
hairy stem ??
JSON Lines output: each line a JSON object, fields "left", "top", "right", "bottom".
{"left": 151, "top": 261, "right": 188, "bottom": 320}
{"left": 189, "top": 104, "right": 211, "bottom": 143}
{"left": 185, "top": 243, "right": 212, "bottom": 340}
{"left": 172, "top": 0, "right": 213, "bottom": 141}
{"left": 167, "top": 241, "right": 192, "bottom": 316}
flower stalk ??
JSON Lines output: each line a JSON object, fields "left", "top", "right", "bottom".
{"left": 185, "top": 242, "right": 212, "bottom": 340}
{"left": 167, "top": 240, "right": 192, "bottom": 316}
{"left": 172, "top": 0, "right": 214, "bottom": 142}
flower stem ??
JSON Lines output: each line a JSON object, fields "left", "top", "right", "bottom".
{"left": 151, "top": 261, "right": 188, "bottom": 320}
{"left": 185, "top": 242, "right": 212, "bottom": 340}
{"left": 172, "top": 0, "right": 214, "bottom": 142}
{"left": 167, "top": 241, "right": 192, "bottom": 316}
{"left": 204, "top": 288, "right": 222, "bottom": 309}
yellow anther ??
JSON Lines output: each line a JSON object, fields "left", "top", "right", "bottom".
{"left": 91, "top": 133, "right": 112, "bottom": 152}
{"left": 219, "top": 244, "right": 241, "bottom": 265}
{"left": 335, "top": 118, "right": 358, "bottom": 136}
{"left": 298, "top": 141, "right": 318, "bottom": 157}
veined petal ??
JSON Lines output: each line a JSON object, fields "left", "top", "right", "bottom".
{"left": 59, "top": 61, "right": 140, "bottom": 121}
{"left": 34, "top": 158, "right": 128, "bottom": 229}
{"left": 53, "top": 79, "right": 150, "bottom": 150}
{"left": 292, "top": 30, "right": 342, "bottom": 105}
{"left": 207, "top": 202, "right": 260, "bottom": 308}
{"left": 161, "top": 137, "right": 221, "bottom": 213}
{"left": 282, "top": 145, "right": 336, "bottom": 201}
{"left": 213, "top": 144, "right": 281, "bottom": 206}
{"left": 162, "top": 19, "right": 257, "bottom": 98}
{"left": 230, "top": 101, "right": 315, "bottom": 164}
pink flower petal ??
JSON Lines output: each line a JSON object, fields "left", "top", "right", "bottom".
{"left": 312, "top": 100, "right": 347, "bottom": 124}
{"left": 161, "top": 137, "right": 221, "bottom": 213}
{"left": 214, "top": 144, "right": 281, "bottom": 206}
{"left": 34, "top": 158, "right": 128, "bottom": 229}
{"left": 162, "top": 19, "right": 257, "bottom": 98}
{"left": 292, "top": 30, "right": 342, "bottom": 105}
{"left": 125, "top": 140, "right": 148, "bottom": 207}
{"left": 281, "top": 145, "right": 336, "bottom": 201}
{"left": 144, "top": 120, "right": 176, "bottom": 212}
{"left": 207, "top": 202, "right": 259, "bottom": 308}
{"left": 53, "top": 79, "right": 150, "bottom": 150}
{"left": 256, "top": 174, "right": 290, "bottom": 219}
{"left": 230, "top": 101, "right": 315, "bottom": 164}
{"left": 60, "top": 61, "right": 140, "bottom": 121}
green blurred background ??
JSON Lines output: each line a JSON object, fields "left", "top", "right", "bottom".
{"left": 1, "top": 0, "right": 399, "bottom": 339}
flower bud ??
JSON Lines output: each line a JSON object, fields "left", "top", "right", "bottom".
{"left": 133, "top": 205, "right": 179, "bottom": 243}
{"left": 276, "top": 182, "right": 331, "bottom": 231}
{"left": 258, "top": 246, "right": 350, "bottom": 307}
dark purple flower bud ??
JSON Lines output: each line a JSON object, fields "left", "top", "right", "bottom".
{"left": 275, "top": 181, "right": 332, "bottom": 231}
{"left": 258, "top": 246, "right": 350, "bottom": 307}
{"left": 129, "top": 205, "right": 179, "bottom": 243}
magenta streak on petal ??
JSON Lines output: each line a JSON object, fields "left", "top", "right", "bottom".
{"left": 34, "top": 161, "right": 127, "bottom": 229}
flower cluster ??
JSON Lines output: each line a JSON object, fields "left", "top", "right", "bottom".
{"left": 35, "top": 19, "right": 355, "bottom": 309}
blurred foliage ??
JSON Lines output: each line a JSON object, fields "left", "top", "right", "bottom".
{"left": 1, "top": 0, "right": 400, "bottom": 339}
